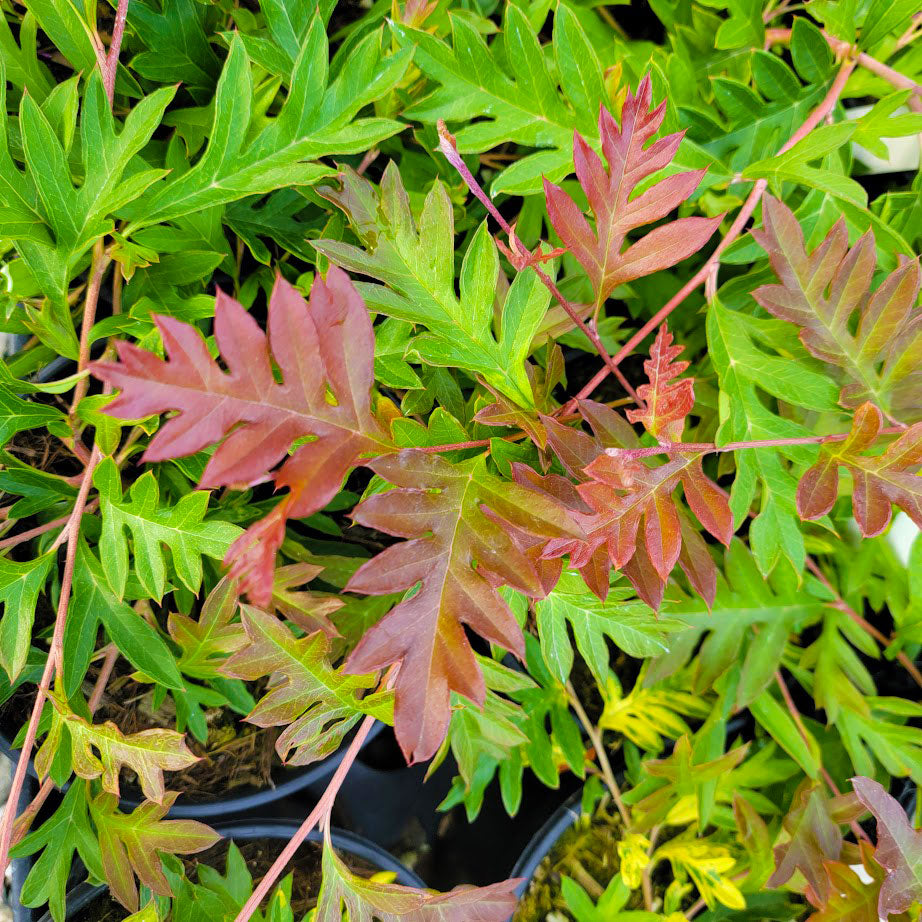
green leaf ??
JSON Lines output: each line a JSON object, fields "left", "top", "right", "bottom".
{"left": 0, "top": 552, "right": 53, "bottom": 681}
{"left": 535, "top": 570, "right": 685, "bottom": 684}
{"left": 67, "top": 543, "right": 183, "bottom": 694}
{"left": 396, "top": 6, "right": 724, "bottom": 196}
{"left": 316, "top": 167, "right": 547, "bottom": 407}
{"left": 125, "top": 25, "right": 409, "bottom": 230}
{"left": 93, "top": 457, "right": 241, "bottom": 601}
{"left": 0, "top": 382, "right": 66, "bottom": 445}
{"left": 26, "top": 0, "right": 98, "bottom": 71}
{"left": 750, "top": 690, "right": 821, "bottom": 778}
{"left": 790, "top": 18, "right": 835, "bottom": 84}
{"left": 13, "top": 783, "right": 102, "bottom": 922}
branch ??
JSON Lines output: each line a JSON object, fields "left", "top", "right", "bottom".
{"left": 558, "top": 54, "right": 857, "bottom": 414}
{"left": 102, "top": 0, "right": 130, "bottom": 105}
{"left": 436, "top": 121, "right": 641, "bottom": 405}
{"left": 0, "top": 446, "right": 102, "bottom": 876}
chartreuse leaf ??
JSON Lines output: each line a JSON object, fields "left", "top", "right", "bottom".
{"left": 12, "top": 783, "right": 102, "bottom": 922}
{"left": 222, "top": 606, "right": 393, "bottom": 766}
{"left": 316, "top": 165, "right": 548, "bottom": 408}
{"left": 0, "top": 552, "right": 53, "bottom": 681}
{"left": 65, "top": 542, "right": 183, "bottom": 696}
{"left": 315, "top": 833, "right": 519, "bottom": 921}
{"left": 93, "top": 456, "right": 241, "bottom": 601}
{"left": 90, "top": 792, "right": 219, "bottom": 913}
{"left": 750, "top": 691, "right": 821, "bottom": 779}
{"left": 124, "top": 21, "right": 410, "bottom": 231}
{"left": 34, "top": 691, "right": 198, "bottom": 804}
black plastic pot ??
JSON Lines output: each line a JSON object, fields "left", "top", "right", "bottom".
{"left": 32, "top": 818, "right": 425, "bottom": 921}
{"left": 0, "top": 722, "right": 384, "bottom": 821}
{"left": 509, "top": 788, "right": 582, "bottom": 900}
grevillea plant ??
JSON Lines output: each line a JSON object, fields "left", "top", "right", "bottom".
{"left": 0, "top": 1, "right": 921, "bottom": 921}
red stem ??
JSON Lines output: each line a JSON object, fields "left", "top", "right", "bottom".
{"left": 0, "top": 499, "right": 100, "bottom": 551}
{"left": 558, "top": 55, "right": 857, "bottom": 414}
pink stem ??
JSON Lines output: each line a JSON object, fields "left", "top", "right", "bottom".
{"left": 103, "top": 0, "right": 130, "bottom": 104}
{"left": 0, "top": 499, "right": 100, "bottom": 551}
{"left": 560, "top": 55, "right": 857, "bottom": 413}
{"left": 231, "top": 711, "right": 378, "bottom": 922}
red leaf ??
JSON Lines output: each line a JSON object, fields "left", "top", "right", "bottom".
{"left": 343, "top": 450, "right": 581, "bottom": 763}
{"left": 543, "top": 75, "right": 720, "bottom": 305}
{"left": 753, "top": 195, "right": 922, "bottom": 424}
{"left": 626, "top": 325, "right": 695, "bottom": 442}
{"left": 797, "top": 402, "right": 922, "bottom": 537}
{"left": 93, "top": 268, "right": 391, "bottom": 604}
{"left": 853, "top": 775, "right": 922, "bottom": 916}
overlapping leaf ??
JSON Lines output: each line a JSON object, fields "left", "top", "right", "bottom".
{"left": 315, "top": 834, "right": 519, "bottom": 922}
{"left": 805, "top": 850, "right": 884, "bottom": 922}
{"left": 94, "top": 457, "right": 240, "bottom": 601}
{"left": 315, "top": 165, "right": 549, "bottom": 408}
{"left": 798, "top": 402, "right": 922, "bottom": 537}
{"left": 0, "top": 68, "right": 173, "bottom": 310}
{"left": 768, "top": 783, "right": 863, "bottom": 904}
{"left": 542, "top": 335, "right": 733, "bottom": 609}
{"left": 222, "top": 606, "right": 392, "bottom": 766}
{"left": 543, "top": 76, "right": 721, "bottom": 307}
{"left": 93, "top": 269, "right": 392, "bottom": 603}
{"left": 753, "top": 195, "right": 922, "bottom": 425}
{"left": 343, "top": 450, "right": 581, "bottom": 763}
{"left": 35, "top": 692, "right": 198, "bottom": 804}
{"left": 90, "top": 792, "right": 219, "bottom": 912}
{"left": 853, "top": 775, "right": 922, "bottom": 916}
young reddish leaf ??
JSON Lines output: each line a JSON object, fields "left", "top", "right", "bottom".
{"left": 35, "top": 692, "right": 198, "bottom": 805}
{"left": 92, "top": 268, "right": 392, "bottom": 604}
{"left": 543, "top": 75, "right": 721, "bottom": 306}
{"left": 805, "top": 846, "right": 885, "bottom": 922}
{"left": 626, "top": 325, "right": 695, "bottom": 442}
{"left": 316, "top": 833, "right": 520, "bottom": 921}
{"left": 89, "top": 792, "right": 219, "bottom": 912}
{"left": 271, "top": 562, "right": 344, "bottom": 638}
{"left": 753, "top": 194, "right": 922, "bottom": 425}
{"left": 545, "top": 451, "right": 731, "bottom": 609}
{"left": 797, "top": 402, "right": 922, "bottom": 537}
{"left": 853, "top": 775, "right": 922, "bottom": 916}
{"left": 221, "top": 606, "right": 393, "bottom": 766}
{"left": 768, "top": 782, "right": 863, "bottom": 904}
{"left": 343, "top": 450, "right": 581, "bottom": 763}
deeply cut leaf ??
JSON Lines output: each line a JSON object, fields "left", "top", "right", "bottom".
{"left": 315, "top": 833, "right": 520, "bottom": 921}
{"left": 35, "top": 692, "right": 198, "bottom": 804}
{"left": 753, "top": 194, "right": 922, "bottom": 425}
{"left": 93, "top": 268, "right": 392, "bottom": 604}
{"left": 222, "top": 606, "right": 393, "bottom": 766}
{"left": 344, "top": 450, "right": 580, "bottom": 763}
{"left": 543, "top": 75, "right": 721, "bottom": 307}
{"left": 797, "top": 401, "right": 922, "bottom": 537}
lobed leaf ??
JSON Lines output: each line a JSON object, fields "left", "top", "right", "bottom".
{"left": 344, "top": 449, "right": 580, "bottom": 763}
